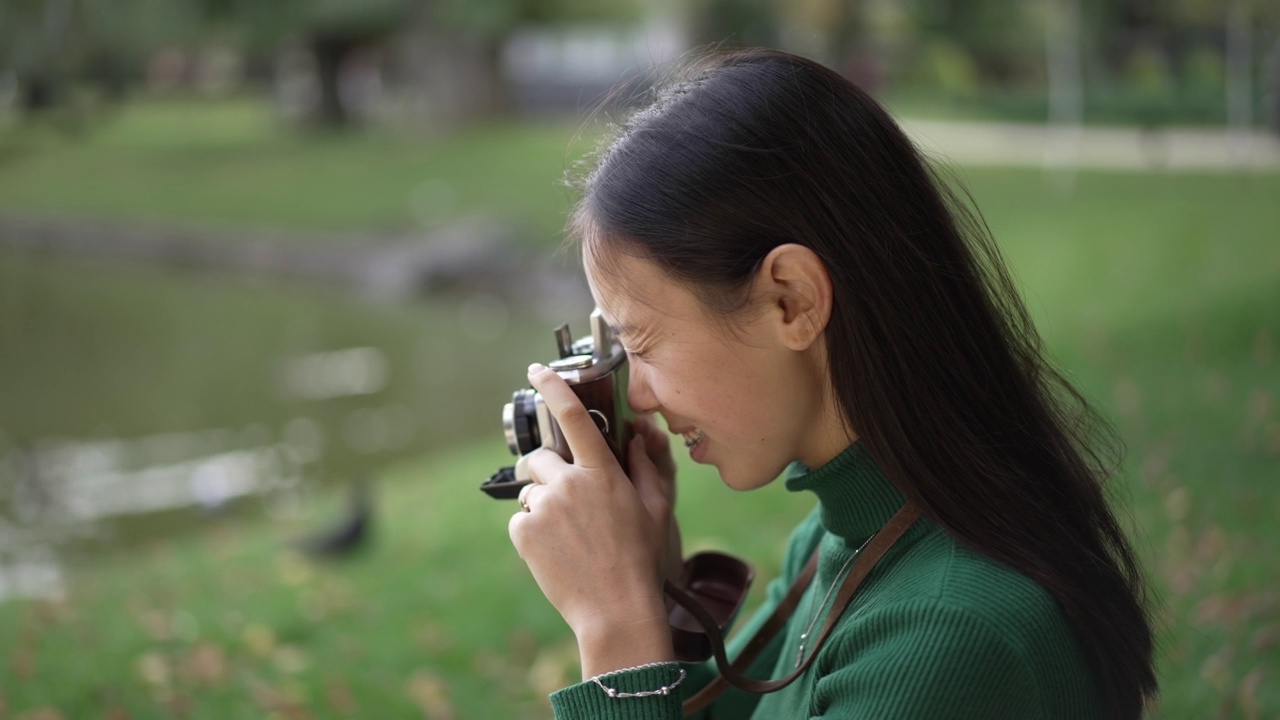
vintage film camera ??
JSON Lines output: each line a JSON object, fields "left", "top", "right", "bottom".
{"left": 481, "top": 308, "right": 632, "bottom": 498}
{"left": 481, "top": 309, "right": 753, "bottom": 664}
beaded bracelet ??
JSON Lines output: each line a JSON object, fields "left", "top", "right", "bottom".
{"left": 589, "top": 662, "right": 687, "bottom": 699}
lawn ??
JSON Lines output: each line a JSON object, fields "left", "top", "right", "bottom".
{"left": 0, "top": 100, "right": 1277, "bottom": 718}
{"left": 0, "top": 99, "right": 587, "bottom": 244}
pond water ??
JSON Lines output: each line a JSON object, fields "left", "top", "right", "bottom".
{"left": 0, "top": 248, "right": 587, "bottom": 597}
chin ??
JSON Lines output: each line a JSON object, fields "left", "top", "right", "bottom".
{"left": 717, "top": 466, "right": 773, "bottom": 492}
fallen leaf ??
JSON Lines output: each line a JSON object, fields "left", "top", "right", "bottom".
{"left": 1200, "top": 649, "right": 1233, "bottom": 693}
{"left": 1263, "top": 422, "right": 1280, "bottom": 458}
{"left": 243, "top": 624, "right": 276, "bottom": 657}
{"left": 1236, "top": 667, "right": 1263, "bottom": 720}
{"left": 141, "top": 610, "right": 172, "bottom": 642}
{"left": 162, "top": 693, "right": 191, "bottom": 718}
{"left": 15, "top": 709, "right": 64, "bottom": 720}
{"left": 1202, "top": 371, "right": 1230, "bottom": 404}
{"left": 324, "top": 676, "right": 357, "bottom": 716}
{"left": 405, "top": 669, "right": 455, "bottom": 720}
{"left": 277, "top": 553, "right": 314, "bottom": 587}
{"left": 471, "top": 650, "right": 513, "bottom": 681}
{"left": 181, "top": 642, "right": 226, "bottom": 685}
{"left": 1194, "top": 526, "right": 1228, "bottom": 565}
{"left": 1196, "top": 595, "right": 1249, "bottom": 626}
{"left": 34, "top": 598, "right": 74, "bottom": 625}
{"left": 1246, "top": 388, "right": 1275, "bottom": 425}
{"left": 273, "top": 645, "right": 308, "bottom": 675}
{"left": 1254, "top": 328, "right": 1274, "bottom": 367}
{"left": 11, "top": 649, "right": 37, "bottom": 681}
{"left": 135, "top": 652, "right": 171, "bottom": 687}
{"left": 1161, "top": 525, "right": 1199, "bottom": 596}
{"left": 251, "top": 681, "right": 312, "bottom": 719}
{"left": 1138, "top": 452, "right": 1170, "bottom": 489}
{"left": 1113, "top": 377, "right": 1142, "bottom": 418}
{"left": 414, "top": 623, "right": 447, "bottom": 651}
{"left": 1250, "top": 623, "right": 1280, "bottom": 652}
{"left": 1163, "top": 487, "right": 1191, "bottom": 523}
{"left": 528, "top": 640, "right": 580, "bottom": 696}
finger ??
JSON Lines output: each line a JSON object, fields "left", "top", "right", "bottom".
{"left": 633, "top": 416, "right": 676, "bottom": 480}
{"left": 522, "top": 447, "right": 571, "bottom": 488}
{"left": 629, "top": 434, "right": 671, "bottom": 524}
{"left": 527, "top": 363, "right": 616, "bottom": 471}
{"left": 632, "top": 415, "right": 668, "bottom": 451}
{"left": 517, "top": 482, "right": 536, "bottom": 511}
{"left": 508, "top": 511, "right": 529, "bottom": 558}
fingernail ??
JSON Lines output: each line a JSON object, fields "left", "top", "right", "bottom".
{"left": 528, "top": 363, "right": 545, "bottom": 376}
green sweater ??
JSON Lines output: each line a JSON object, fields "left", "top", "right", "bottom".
{"left": 549, "top": 442, "right": 1106, "bottom": 719}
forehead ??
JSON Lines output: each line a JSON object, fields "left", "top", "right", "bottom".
{"left": 582, "top": 241, "right": 690, "bottom": 332}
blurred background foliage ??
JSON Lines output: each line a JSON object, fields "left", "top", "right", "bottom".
{"left": 0, "top": 0, "right": 1278, "bottom": 130}
{"left": 0, "top": 0, "right": 1277, "bottom": 718}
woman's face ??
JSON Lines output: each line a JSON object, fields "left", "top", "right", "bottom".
{"left": 585, "top": 248, "right": 844, "bottom": 491}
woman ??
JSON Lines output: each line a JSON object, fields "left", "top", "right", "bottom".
{"left": 507, "top": 48, "right": 1157, "bottom": 719}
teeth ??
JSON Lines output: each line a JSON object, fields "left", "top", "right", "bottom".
{"left": 683, "top": 430, "right": 705, "bottom": 448}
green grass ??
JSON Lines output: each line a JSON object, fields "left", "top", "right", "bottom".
{"left": 0, "top": 98, "right": 589, "bottom": 243}
{"left": 0, "top": 101, "right": 1277, "bottom": 717}
{"left": 0, "top": 442, "right": 814, "bottom": 720}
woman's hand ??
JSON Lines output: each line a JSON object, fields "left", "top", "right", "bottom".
{"left": 508, "top": 364, "right": 679, "bottom": 678}
{"left": 629, "top": 413, "right": 684, "bottom": 588}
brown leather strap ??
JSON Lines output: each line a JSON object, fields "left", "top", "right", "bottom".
{"left": 671, "top": 547, "right": 819, "bottom": 713}
{"left": 675, "top": 501, "right": 922, "bottom": 716}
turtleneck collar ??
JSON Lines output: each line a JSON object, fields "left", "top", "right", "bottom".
{"left": 784, "top": 441, "right": 908, "bottom": 543}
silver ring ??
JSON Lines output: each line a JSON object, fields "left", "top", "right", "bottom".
{"left": 517, "top": 483, "right": 534, "bottom": 513}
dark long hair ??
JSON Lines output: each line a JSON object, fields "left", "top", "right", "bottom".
{"left": 568, "top": 49, "right": 1157, "bottom": 719}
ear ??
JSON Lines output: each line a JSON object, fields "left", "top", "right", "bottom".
{"left": 754, "top": 244, "right": 833, "bottom": 351}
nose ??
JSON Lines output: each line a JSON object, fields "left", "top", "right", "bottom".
{"left": 625, "top": 360, "right": 659, "bottom": 415}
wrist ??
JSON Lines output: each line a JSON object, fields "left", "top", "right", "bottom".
{"left": 574, "top": 602, "right": 674, "bottom": 680}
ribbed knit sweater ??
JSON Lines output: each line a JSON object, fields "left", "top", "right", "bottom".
{"left": 549, "top": 442, "right": 1107, "bottom": 719}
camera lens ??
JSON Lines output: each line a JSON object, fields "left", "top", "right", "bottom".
{"left": 503, "top": 389, "right": 541, "bottom": 455}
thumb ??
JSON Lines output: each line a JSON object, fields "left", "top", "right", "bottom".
{"left": 629, "top": 434, "right": 671, "bottom": 523}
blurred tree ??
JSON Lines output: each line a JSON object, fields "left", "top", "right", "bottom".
{"left": 902, "top": 0, "right": 1042, "bottom": 84}
{"left": 199, "top": 0, "right": 408, "bottom": 129}
{"left": 0, "top": 0, "right": 198, "bottom": 126}
{"left": 426, "top": 0, "right": 645, "bottom": 118}
{"left": 201, "top": 0, "right": 645, "bottom": 127}
{"left": 1088, "top": 0, "right": 1279, "bottom": 125}
{"left": 1044, "top": 0, "right": 1084, "bottom": 130}
{"left": 687, "top": 0, "right": 779, "bottom": 50}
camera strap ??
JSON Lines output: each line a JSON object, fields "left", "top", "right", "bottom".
{"left": 664, "top": 500, "right": 922, "bottom": 716}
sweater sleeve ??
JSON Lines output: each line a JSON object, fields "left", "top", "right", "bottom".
{"left": 806, "top": 602, "right": 1045, "bottom": 720}
{"left": 549, "top": 509, "right": 826, "bottom": 720}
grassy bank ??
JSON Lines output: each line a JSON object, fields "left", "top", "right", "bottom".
{"left": 0, "top": 100, "right": 586, "bottom": 244}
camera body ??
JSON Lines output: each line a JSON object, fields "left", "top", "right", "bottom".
{"left": 482, "top": 308, "right": 633, "bottom": 498}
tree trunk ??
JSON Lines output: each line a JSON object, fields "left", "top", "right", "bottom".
{"left": 1044, "top": 0, "right": 1084, "bottom": 184}
{"left": 19, "top": 73, "right": 58, "bottom": 113}
{"left": 474, "top": 34, "right": 513, "bottom": 118}
{"left": 310, "top": 33, "right": 357, "bottom": 129}
{"left": 1268, "top": 38, "right": 1280, "bottom": 137}
{"left": 1225, "top": 0, "right": 1253, "bottom": 158}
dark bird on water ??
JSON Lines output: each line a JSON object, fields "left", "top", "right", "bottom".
{"left": 296, "top": 477, "right": 373, "bottom": 558}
